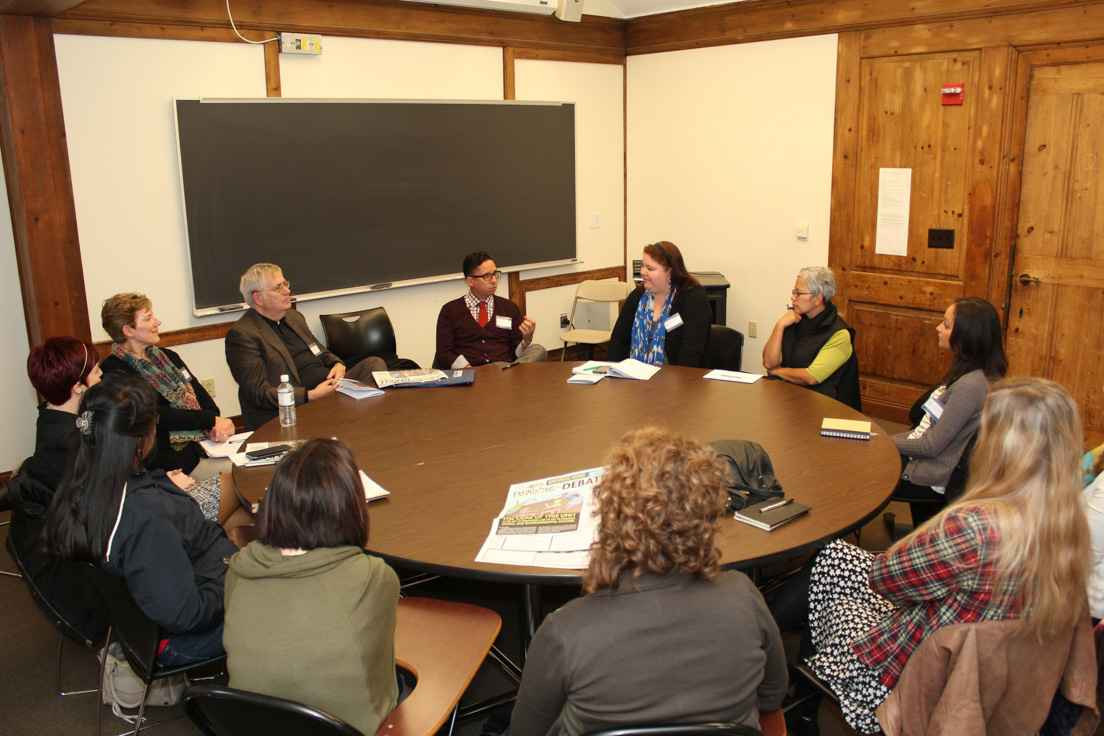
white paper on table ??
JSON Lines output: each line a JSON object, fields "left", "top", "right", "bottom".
{"left": 875, "top": 167, "right": 911, "bottom": 256}
{"left": 608, "top": 358, "right": 660, "bottom": 381}
{"left": 567, "top": 372, "right": 605, "bottom": 384}
{"left": 337, "top": 379, "right": 384, "bottom": 399}
{"left": 230, "top": 452, "right": 280, "bottom": 468}
{"left": 703, "top": 370, "right": 762, "bottom": 384}
{"left": 360, "top": 470, "right": 390, "bottom": 501}
{"left": 199, "top": 431, "right": 252, "bottom": 458}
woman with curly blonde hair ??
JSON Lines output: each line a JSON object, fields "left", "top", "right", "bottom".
{"left": 511, "top": 428, "right": 787, "bottom": 736}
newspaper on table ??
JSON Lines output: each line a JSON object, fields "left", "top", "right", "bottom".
{"left": 475, "top": 467, "right": 605, "bottom": 569}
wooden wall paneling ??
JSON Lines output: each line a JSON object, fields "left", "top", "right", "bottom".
{"left": 58, "top": 0, "right": 626, "bottom": 55}
{"left": 263, "top": 36, "right": 281, "bottom": 97}
{"left": 858, "top": 3, "right": 1104, "bottom": 58}
{"left": 504, "top": 46, "right": 517, "bottom": 100}
{"left": 92, "top": 321, "right": 237, "bottom": 358}
{"left": 507, "top": 46, "right": 625, "bottom": 65}
{"left": 828, "top": 31, "right": 861, "bottom": 314}
{"left": 0, "top": 0, "right": 83, "bottom": 14}
{"left": 51, "top": 18, "right": 269, "bottom": 42}
{"left": 626, "top": 0, "right": 1104, "bottom": 56}
{"left": 0, "top": 15, "right": 90, "bottom": 345}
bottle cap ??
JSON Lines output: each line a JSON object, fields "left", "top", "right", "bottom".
{"left": 280, "top": 374, "right": 289, "bottom": 382}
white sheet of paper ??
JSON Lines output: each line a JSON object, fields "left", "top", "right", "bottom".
{"left": 875, "top": 167, "right": 911, "bottom": 256}
{"left": 703, "top": 370, "right": 762, "bottom": 384}
{"left": 199, "top": 431, "right": 252, "bottom": 458}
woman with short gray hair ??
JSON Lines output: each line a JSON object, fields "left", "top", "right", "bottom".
{"left": 762, "top": 266, "right": 861, "bottom": 410}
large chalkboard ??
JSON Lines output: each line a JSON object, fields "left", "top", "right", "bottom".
{"left": 174, "top": 99, "right": 577, "bottom": 314}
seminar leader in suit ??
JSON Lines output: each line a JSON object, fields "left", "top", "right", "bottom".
{"left": 226, "top": 263, "right": 386, "bottom": 430}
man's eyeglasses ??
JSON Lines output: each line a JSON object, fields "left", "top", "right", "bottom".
{"left": 470, "top": 270, "right": 503, "bottom": 282}
{"left": 791, "top": 290, "right": 812, "bottom": 297}
{"left": 263, "top": 280, "right": 291, "bottom": 293}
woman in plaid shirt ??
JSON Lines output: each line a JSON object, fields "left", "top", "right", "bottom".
{"left": 787, "top": 378, "right": 1092, "bottom": 733}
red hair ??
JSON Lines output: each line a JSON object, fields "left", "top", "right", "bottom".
{"left": 27, "top": 336, "right": 98, "bottom": 406}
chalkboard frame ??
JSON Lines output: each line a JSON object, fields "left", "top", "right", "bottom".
{"left": 174, "top": 98, "right": 577, "bottom": 316}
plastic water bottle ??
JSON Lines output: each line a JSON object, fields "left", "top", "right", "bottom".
{"left": 277, "top": 374, "right": 296, "bottom": 427}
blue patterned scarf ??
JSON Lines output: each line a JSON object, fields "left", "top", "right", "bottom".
{"left": 629, "top": 291, "right": 672, "bottom": 365}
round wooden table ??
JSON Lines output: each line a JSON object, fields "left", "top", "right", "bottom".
{"left": 232, "top": 362, "right": 900, "bottom": 585}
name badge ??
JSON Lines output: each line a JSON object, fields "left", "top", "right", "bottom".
{"left": 922, "top": 395, "right": 944, "bottom": 421}
{"left": 664, "top": 313, "right": 684, "bottom": 331}
{"left": 180, "top": 368, "right": 193, "bottom": 382}
{"left": 495, "top": 316, "right": 512, "bottom": 330}
{"left": 309, "top": 342, "right": 322, "bottom": 356}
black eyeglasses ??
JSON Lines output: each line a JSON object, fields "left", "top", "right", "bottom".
{"left": 791, "top": 290, "right": 813, "bottom": 297}
{"left": 470, "top": 270, "right": 503, "bottom": 282}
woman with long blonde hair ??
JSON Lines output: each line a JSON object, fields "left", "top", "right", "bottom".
{"left": 511, "top": 428, "right": 787, "bottom": 736}
{"left": 796, "top": 377, "right": 1091, "bottom": 733}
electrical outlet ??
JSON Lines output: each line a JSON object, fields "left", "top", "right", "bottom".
{"left": 201, "top": 378, "right": 216, "bottom": 397}
{"left": 560, "top": 313, "right": 570, "bottom": 328}
{"left": 748, "top": 321, "right": 758, "bottom": 339}
{"left": 279, "top": 32, "right": 323, "bottom": 55}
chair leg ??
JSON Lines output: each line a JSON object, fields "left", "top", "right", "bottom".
{"left": 56, "top": 632, "right": 97, "bottom": 696}
{"left": 130, "top": 682, "right": 151, "bottom": 736}
{"left": 0, "top": 569, "right": 20, "bottom": 578}
{"left": 444, "top": 704, "right": 460, "bottom": 736}
{"left": 96, "top": 627, "right": 112, "bottom": 736}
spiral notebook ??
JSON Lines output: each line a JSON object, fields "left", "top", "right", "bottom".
{"left": 821, "top": 418, "right": 872, "bottom": 440}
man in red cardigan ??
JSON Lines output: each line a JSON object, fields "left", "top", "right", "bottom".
{"left": 435, "top": 251, "right": 546, "bottom": 369}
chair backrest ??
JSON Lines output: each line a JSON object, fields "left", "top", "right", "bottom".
{"left": 182, "top": 684, "right": 365, "bottom": 736}
{"left": 319, "top": 308, "right": 398, "bottom": 365}
{"left": 574, "top": 280, "right": 633, "bottom": 303}
{"left": 82, "top": 562, "right": 161, "bottom": 681}
{"left": 585, "top": 723, "right": 763, "bottom": 736}
{"left": 705, "top": 325, "right": 744, "bottom": 371}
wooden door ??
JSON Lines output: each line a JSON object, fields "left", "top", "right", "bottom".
{"left": 1007, "top": 50, "right": 1104, "bottom": 447}
{"left": 829, "top": 41, "right": 1008, "bottom": 423}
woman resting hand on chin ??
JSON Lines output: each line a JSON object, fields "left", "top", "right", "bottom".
{"left": 607, "top": 241, "right": 711, "bottom": 368}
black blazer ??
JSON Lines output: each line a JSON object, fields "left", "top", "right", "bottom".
{"left": 607, "top": 285, "right": 712, "bottom": 368}
{"left": 101, "top": 347, "right": 221, "bottom": 474}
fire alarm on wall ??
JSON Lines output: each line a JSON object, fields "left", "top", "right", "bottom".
{"left": 941, "top": 82, "right": 964, "bottom": 106}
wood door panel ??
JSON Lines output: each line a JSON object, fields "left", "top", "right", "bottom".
{"left": 1007, "top": 52, "right": 1104, "bottom": 446}
{"left": 853, "top": 53, "right": 978, "bottom": 276}
{"left": 850, "top": 303, "right": 945, "bottom": 386}
{"left": 843, "top": 271, "right": 964, "bottom": 312}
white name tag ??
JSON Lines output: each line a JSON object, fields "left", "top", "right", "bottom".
{"left": 664, "top": 313, "right": 684, "bottom": 331}
{"left": 180, "top": 368, "right": 193, "bottom": 382}
{"left": 922, "top": 395, "right": 944, "bottom": 421}
{"left": 495, "top": 316, "right": 512, "bottom": 330}
{"left": 309, "top": 342, "right": 322, "bottom": 356}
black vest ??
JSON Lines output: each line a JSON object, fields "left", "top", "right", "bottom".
{"left": 780, "top": 302, "right": 862, "bottom": 411}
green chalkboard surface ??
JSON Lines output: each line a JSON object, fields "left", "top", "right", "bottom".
{"left": 175, "top": 99, "right": 576, "bottom": 314}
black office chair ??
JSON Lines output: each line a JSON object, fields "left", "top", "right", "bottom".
{"left": 83, "top": 563, "right": 226, "bottom": 735}
{"left": 705, "top": 324, "right": 744, "bottom": 371}
{"left": 0, "top": 478, "right": 18, "bottom": 579}
{"left": 183, "top": 684, "right": 365, "bottom": 736}
{"left": 586, "top": 723, "right": 766, "bottom": 736}
{"left": 320, "top": 307, "right": 416, "bottom": 369}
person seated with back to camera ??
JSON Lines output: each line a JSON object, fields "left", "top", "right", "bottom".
{"left": 435, "top": 251, "right": 546, "bottom": 369}
{"left": 770, "top": 377, "right": 1093, "bottom": 735}
{"left": 223, "top": 438, "right": 400, "bottom": 735}
{"left": 606, "top": 241, "right": 711, "bottom": 367}
{"left": 225, "top": 263, "right": 387, "bottom": 431}
{"left": 42, "top": 373, "right": 241, "bottom": 667}
{"left": 762, "top": 266, "right": 861, "bottom": 411}
{"left": 510, "top": 427, "right": 787, "bottom": 736}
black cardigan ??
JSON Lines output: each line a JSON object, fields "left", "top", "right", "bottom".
{"left": 607, "top": 285, "right": 712, "bottom": 368}
{"left": 100, "top": 347, "right": 221, "bottom": 474}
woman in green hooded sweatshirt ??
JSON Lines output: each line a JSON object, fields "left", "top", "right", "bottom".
{"left": 223, "top": 438, "right": 399, "bottom": 733}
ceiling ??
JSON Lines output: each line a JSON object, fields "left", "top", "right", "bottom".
{"left": 591, "top": 0, "right": 743, "bottom": 18}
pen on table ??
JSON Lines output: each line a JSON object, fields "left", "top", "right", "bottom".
{"left": 501, "top": 359, "right": 522, "bottom": 371}
{"left": 759, "top": 498, "right": 793, "bottom": 513}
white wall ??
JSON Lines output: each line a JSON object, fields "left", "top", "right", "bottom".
{"left": 0, "top": 153, "right": 39, "bottom": 474}
{"left": 626, "top": 34, "right": 838, "bottom": 372}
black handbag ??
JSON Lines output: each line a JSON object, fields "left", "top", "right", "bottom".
{"left": 709, "top": 439, "right": 784, "bottom": 511}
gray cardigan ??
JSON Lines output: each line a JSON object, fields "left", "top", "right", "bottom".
{"left": 893, "top": 369, "right": 990, "bottom": 488}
